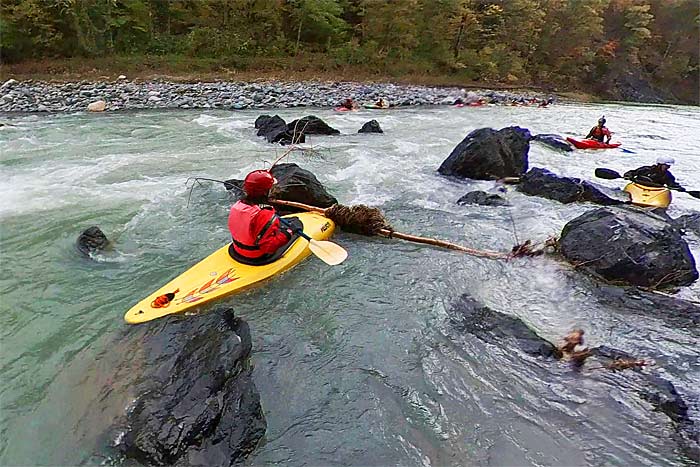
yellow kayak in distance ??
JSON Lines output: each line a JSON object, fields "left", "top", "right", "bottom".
{"left": 623, "top": 182, "right": 672, "bottom": 208}
{"left": 124, "top": 212, "right": 335, "bottom": 324}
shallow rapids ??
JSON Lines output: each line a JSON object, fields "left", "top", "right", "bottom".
{"left": 1, "top": 103, "right": 699, "bottom": 465}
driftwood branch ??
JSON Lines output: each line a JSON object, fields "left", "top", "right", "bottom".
{"left": 270, "top": 199, "right": 511, "bottom": 260}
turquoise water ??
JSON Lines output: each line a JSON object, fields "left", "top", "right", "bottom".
{"left": 1, "top": 104, "right": 699, "bottom": 465}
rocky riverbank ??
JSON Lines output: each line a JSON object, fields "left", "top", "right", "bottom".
{"left": 0, "top": 78, "right": 550, "bottom": 113}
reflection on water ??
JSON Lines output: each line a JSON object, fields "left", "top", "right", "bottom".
{"left": 1, "top": 104, "right": 699, "bottom": 465}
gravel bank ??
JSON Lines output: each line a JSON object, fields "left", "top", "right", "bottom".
{"left": 0, "top": 78, "right": 550, "bottom": 113}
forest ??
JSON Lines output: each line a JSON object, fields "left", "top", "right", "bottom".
{"left": 1, "top": 0, "right": 698, "bottom": 103}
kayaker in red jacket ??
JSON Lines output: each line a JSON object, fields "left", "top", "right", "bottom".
{"left": 623, "top": 156, "right": 685, "bottom": 190}
{"left": 586, "top": 116, "right": 612, "bottom": 143}
{"left": 340, "top": 98, "right": 357, "bottom": 110}
{"left": 228, "top": 170, "right": 300, "bottom": 265}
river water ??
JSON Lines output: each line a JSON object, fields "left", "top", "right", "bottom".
{"left": 1, "top": 103, "right": 699, "bottom": 466}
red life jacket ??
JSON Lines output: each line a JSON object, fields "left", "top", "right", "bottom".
{"left": 228, "top": 200, "right": 290, "bottom": 259}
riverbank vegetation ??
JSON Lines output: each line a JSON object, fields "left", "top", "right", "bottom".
{"left": 1, "top": 0, "right": 697, "bottom": 104}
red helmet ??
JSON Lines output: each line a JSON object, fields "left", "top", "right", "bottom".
{"left": 243, "top": 170, "right": 276, "bottom": 196}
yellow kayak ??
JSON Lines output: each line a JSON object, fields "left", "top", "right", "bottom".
{"left": 623, "top": 182, "right": 672, "bottom": 208}
{"left": 124, "top": 212, "right": 335, "bottom": 324}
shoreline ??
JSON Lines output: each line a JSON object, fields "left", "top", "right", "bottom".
{"left": 0, "top": 77, "right": 557, "bottom": 114}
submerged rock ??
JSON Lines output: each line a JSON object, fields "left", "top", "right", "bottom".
{"left": 559, "top": 208, "right": 698, "bottom": 288}
{"left": 448, "top": 295, "right": 556, "bottom": 357}
{"left": 590, "top": 285, "right": 700, "bottom": 328}
{"left": 437, "top": 126, "right": 531, "bottom": 180}
{"left": 358, "top": 120, "right": 383, "bottom": 134}
{"left": 447, "top": 294, "right": 699, "bottom": 460}
{"left": 225, "top": 163, "right": 337, "bottom": 208}
{"left": 533, "top": 133, "right": 573, "bottom": 152}
{"left": 116, "top": 309, "right": 265, "bottom": 466}
{"left": 672, "top": 213, "right": 700, "bottom": 236}
{"left": 456, "top": 190, "right": 508, "bottom": 206}
{"left": 518, "top": 167, "right": 626, "bottom": 205}
{"left": 286, "top": 115, "right": 339, "bottom": 135}
{"left": 76, "top": 226, "right": 109, "bottom": 256}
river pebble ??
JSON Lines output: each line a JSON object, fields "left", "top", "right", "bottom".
{"left": 0, "top": 79, "right": 550, "bottom": 113}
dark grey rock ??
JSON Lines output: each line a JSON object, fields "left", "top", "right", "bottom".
{"left": 456, "top": 190, "right": 508, "bottom": 206}
{"left": 672, "top": 213, "right": 700, "bottom": 236}
{"left": 518, "top": 167, "right": 626, "bottom": 205}
{"left": 447, "top": 295, "right": 557, "bottom": 358}
{"left": 76, "top": 226, "right": 109, "bottom": 256}
{"left": 533, "top": 133, "right": 573, "bottom": 151}
{"left": 437, "top": 126, "right": 531, "bottom": 180}
{"left": 286, "top": 115, "right": 339, "bottom": 135}
{"left": 358, "top": 120, "right": 383, "bottom": 134}
{"left": 559, "top": 208, "right": 698, "bottom": 288}
{"left": 225, "top": 163, "right": 337, "bottom": 208}
{"left": 255, "top": 115, "right": 305, "bottom": 145}
{"left": 590, "top": 285, "right": 700, "bottom": 328}
{"left": 116, "top": 309, "right": 265, "bottom": 466}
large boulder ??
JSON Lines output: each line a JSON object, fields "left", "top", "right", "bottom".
{"left": 518, "top": 167, "right": 626, "bottom": 205}
{"left": 533, "top": 133, "right": 573, "bottom": 152}
{"left": 116, "top": 309, "right": 266, "bottom": 466}
{"left": 559, "top": 208, "right": 698, "bottom": 288}
{"left": 286, "top": 115, "right": 339, "bottom": 135}
{"left": 76, "top": 226, "right": 110, "bottom": 256}
{"left": 358, "top": 120, "right": 383, "bottom": 134}
{"left": 225, "top": 163, "right": 337, "bottom": 208}
{"left": 437, "top": 126, "right": 531, "bottom": 180}
{"left": 255, "top": 115, "right": 305, "bottom": 145}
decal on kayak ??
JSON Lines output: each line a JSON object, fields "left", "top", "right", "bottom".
{"left": 321, "top": 221, "right": 331, "bottom": 232}
{"left": 151, "top": 288, "right": 179, "bottom": 308}
{"left": 176, "top": 268, "right": 240, "bottom": 305}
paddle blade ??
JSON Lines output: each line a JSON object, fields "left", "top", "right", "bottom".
{"left": 595, "top": 168, "right": 622, "bottom": 180}
{"left": 686, "top": 190, "right": 700, "bottom": 199}
{"left": 308, "top": 239, "right": 348, "bottom": 265}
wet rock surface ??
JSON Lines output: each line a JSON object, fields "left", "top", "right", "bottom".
{"left": 590, "top": 284, "right": 700, "bottom": 328}
{"left": 76, "top": 226, "right": 110, "bottom": 256}
{"left": 532, "top": 133, "right": 573, "bottom": 151}
{"left": 114, "top": 309, "right": 265, "bottom": 466}
{"left": 437, "top": 126, "right": 531, "bottom": 180}
{"left": 447, "top": 294, "right": 699, "bottom": 461}
{"left": 358, "top": 119, "right": 383, "bottom": 134}
{"left": 559, "top": 207, "right": 699, "bottom": 288}
{"left": 518, "top": 167, "right": 626, "bottom": 205}
{"left": 672, "top": 213, "right": 700, "bottom": 236}
{"left": 225, "top": 163, "right": 338, "bottom": 208}
{"left": 255, "top": 115, "right": 305, "bottom": 145}
{"left": 456, "top": 190, "right": 508, "bottom": 206}
{"left": 448, "top": 295, "right": 557, "bottom": 358}
{"left": 286, "top": 115, "right": 339, "bottom": 135}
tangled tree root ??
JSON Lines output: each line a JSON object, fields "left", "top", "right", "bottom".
{"left": 325, "top": 204, "right": 393, "bottom": 236}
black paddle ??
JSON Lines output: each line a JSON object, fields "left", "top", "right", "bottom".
{"left": 594, "top": 168, "right": 700, "bottom": 199}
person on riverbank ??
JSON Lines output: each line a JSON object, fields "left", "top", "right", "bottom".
{"left": 339, "top": 98, "right": 357, "bottom": 110}
{"left": 623, "top": 156, "right": 685, "bottom": 190}
{"left": 586, "top": 116, "right": 612, "bottom": 143}
{"left": 228, "top": 170, "right": 301, "bottom": 265}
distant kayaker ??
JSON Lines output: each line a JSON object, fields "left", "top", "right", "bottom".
{"left": 228, "top": 170, "right": 301, "bottom": 265}
{"left": 340, "top": 98, "right": 357, "bottom": 110}
{"left": 586, "top": 116, "right": 612, "bottom": 143}
{"left": 375, "top": 98, "right": 388, "bottom": 108}
{"left": 624, "top": 156, "right": 685, "bottom": 190}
